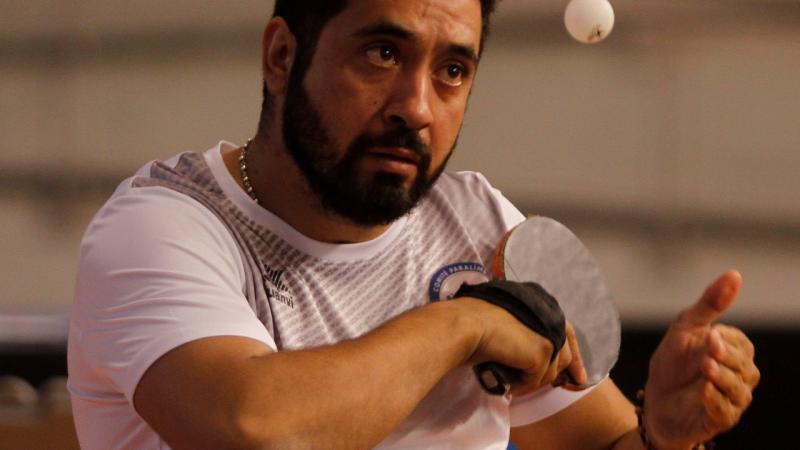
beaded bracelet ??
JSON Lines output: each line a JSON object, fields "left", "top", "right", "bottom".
{"left": 635, "top": 389, "right": 715, "bottom": 450}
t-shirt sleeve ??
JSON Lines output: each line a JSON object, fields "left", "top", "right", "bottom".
{"left": 508, "top": 382, "right": 601, "bottom": 427}
{"left": 71, "top": 185, "right": 275, "bottom": 402}
{"left": 487, "top": 180, "right": 527, "bottom": 231}
{"left": 451, "top": 171, "right": 526, "bottom": 231}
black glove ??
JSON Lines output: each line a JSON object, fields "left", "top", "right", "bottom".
{"left": 455, "top": 280, "right": 566, "bottom": 360}
{"left": 455, "top": 280, "right": 567, "bottom": 395}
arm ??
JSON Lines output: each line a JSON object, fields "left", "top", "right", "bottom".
{"left": 77, "top": 186, "right": 581, "bottom": 449}
{"left": 134, "top": 301, "right": 467, "bottom": 450}
{"left": 133, "top": 297, "right": 580, "bottom": 450}
{"left": 510, "top": 379, "right": 639, "bottom": 450}
{"left": 511, "top": 271, "right": 760, "bottom": 450}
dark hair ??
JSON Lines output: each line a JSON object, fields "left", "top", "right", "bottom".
{"left": 274, "top": 0, "right": 498, "bottom": 60}
{"left": 258, "top": 0, "right": 498, "bottom": 132}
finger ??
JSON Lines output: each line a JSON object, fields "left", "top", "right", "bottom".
{"left": 515, "top": 332, "right": 556, "bottom": 387}
{"left": 707, "top": 327, "right": 747, "bottom": 373}
{"left": 702, "top": 357, "right": 752, "bottom": 408}
{"left": 708, "top": 327, "right": 761, "bottom": 388}
{"left": 707, "top": 328, "right": 741, "bottom": 372}
{"left": 702, "top": 380, "right": 741, "bottom": 433}
{"left": 743, "top": 360, "right": 761, "bottom": 389}
{"left": 716, "top": 324, "right": 756, "bottom": 359}
{"left": 560, "top": 323, "right": 587, "bottom": 387}
{"left": 516, "top": 352, "right": 558, "bottom": 396}
{"left": 567, "top": 324, "right": 587, "bottom": 386}
{"left": 712, "top": 351, "right": 761, "bottom": 391}
{"left": 546, "top": 341, "right": 571, "bottom": 385}
{"left": 677, "top": 270, "right": 742, "bottom": 327}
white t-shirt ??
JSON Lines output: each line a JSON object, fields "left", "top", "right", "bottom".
{"left": 68, "top": 141, "right": 594, "bottom": 449}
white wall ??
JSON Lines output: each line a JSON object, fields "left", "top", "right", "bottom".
{"left": 1, "top": 0, "right": 798, "bottom": 326}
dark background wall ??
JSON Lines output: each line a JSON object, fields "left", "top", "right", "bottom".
{"left": 2, "top": 327, "right": 794, "bottom": 448}
{"left": 614, "top": 327, "right": 796, "bottom": 449}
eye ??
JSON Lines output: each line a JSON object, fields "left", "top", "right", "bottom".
{"left": 435, "top": 63, "right": 468, "bottom": 87}
{"left": 365, "top": 45, "right": 399, "bottom": 68}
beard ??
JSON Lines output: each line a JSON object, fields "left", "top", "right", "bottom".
{"left": 281, "top": 74, "right": 452, "bottom": 227}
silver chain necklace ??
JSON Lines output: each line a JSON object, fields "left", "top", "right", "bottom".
{"left": 238, "top": 139, "right": 260, "bottom": 204}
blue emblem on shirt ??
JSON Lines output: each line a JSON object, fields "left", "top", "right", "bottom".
{"left": 428, "top": 262, "right": 489, "bottom": 301}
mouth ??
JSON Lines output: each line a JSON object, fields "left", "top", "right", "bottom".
{"left": 367, "top": 147, "right": 422, "bottom": 166}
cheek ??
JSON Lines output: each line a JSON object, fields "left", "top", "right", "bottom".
{"left": 312, "top": 97, "right": 364, "bottom": 149}
{"left": 431, "top": 103, "right": 467, "bottom": 157}
{"left": 314, "top": 73, "right": 386, "bottom": 143}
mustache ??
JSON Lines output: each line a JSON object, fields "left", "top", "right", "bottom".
{"left": 351, "top": 127, "right": 432, "bottom": 160}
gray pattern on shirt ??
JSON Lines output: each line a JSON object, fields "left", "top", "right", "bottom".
{"left": 133, "top": 152, "right": 509, "bottom": 354}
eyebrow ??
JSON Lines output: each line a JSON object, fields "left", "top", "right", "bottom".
{"left": 351, "top": 20, "right": 480, "bottom": 64}
{"left": 447, "top": 43, "right": 479, "bottom": 66}
{"left": 352, "top": 21, "right": 414, "bottom": 41}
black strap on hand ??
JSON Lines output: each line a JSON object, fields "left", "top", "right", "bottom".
{"left": 455, "top": 280, "right": 567, "bottom": 362}
{"left": 457, "top": 280, "right": 568, "bottom": 395}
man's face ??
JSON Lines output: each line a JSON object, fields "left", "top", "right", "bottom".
{"left": 281, "top": 0, "right": 482, "bottom": 226}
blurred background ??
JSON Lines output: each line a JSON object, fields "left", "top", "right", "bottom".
{"left": 1, "top": 0, "right": 798, "bottom": 448}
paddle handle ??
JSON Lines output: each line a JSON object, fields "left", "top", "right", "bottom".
{"left": 474, "top": 362, "right": 518, "bottom": 395}
{"left": 474, "top": 362, "right": 578, "bottom": 396}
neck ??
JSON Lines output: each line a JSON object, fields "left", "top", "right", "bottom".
{"left": 225, "top": 134, "right": 391, "bottom": 244}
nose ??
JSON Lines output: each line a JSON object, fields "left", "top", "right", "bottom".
{"left": 383, "top": 69, "right": 434, "bottom": 131}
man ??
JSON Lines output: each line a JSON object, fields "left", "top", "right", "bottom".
{"left": 68, "top": 1, "right": 759, "bottom": 449}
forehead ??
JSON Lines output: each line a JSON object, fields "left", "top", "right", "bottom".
{"left": 325, "top": 0, "right": 482, "bottom": 52}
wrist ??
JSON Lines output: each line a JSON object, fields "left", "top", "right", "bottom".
{"left": 446, "top": 297, "right": 496, "bottom": 366}
{"left": 428, "top": 299, "right": 485, "bottom": 366}
{"left": 636, "top": 389, "right": 714, "bottom": 450}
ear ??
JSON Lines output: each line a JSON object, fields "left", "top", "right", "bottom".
{"left": 262, "top": 17, "right": 297, "bottom": 97}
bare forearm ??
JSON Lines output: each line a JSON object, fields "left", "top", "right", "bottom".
{"left": 240, "top": 301, "right": 477, "bottom": 449}
{"left": 610, "top": 429, "right": 647, "bottom": 450}
{"left": 138, "top": 300, "right": 481, "bottom": 450}
{"left": 511, "top": 380, "right": 639, "bottom": 450}
{"left": 611, "top": 429, "right": 698, "bottom": 450}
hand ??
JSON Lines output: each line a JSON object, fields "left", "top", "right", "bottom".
{"left": 457, "top": 297, "right": 587, "bottom": 396}
{"left": 644, "top": 270, "right": 760, "bottom": 449}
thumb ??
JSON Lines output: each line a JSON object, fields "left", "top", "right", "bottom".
{"left": 677, "top": 270, "right": 742, "bottom": 327}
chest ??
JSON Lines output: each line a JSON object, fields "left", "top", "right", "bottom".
{"left": 255, "top": 224, "right": 493, "bottom": 351}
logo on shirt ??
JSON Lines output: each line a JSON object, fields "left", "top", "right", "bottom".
{"left": 262, "top": 266, "right": 295, "bottom": 309}
{"left": 428, "top": 262, "right": 489, "bottom": 301}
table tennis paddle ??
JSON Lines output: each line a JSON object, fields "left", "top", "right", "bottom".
{"left": 471, "top": 216, "right": 621, "bottom": 395}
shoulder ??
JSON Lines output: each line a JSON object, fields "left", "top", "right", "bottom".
{"left": 71, "top": 167, "right": 269, "bottom": 400}
{"left": 76, "top": 168, "right": 247, "bottom": 316}
{"left": 82, "top": 148, "right": 234, "bottom": 262}
{"left": 432, "top": 170, "right": 495, "bottom": 200}
{"left": 429, "top": 171, "right": 526, "bottom": 230}
{"left": 81, "top": 181, "right": 237, "bottom": 269}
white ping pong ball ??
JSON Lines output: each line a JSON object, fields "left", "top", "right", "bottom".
{"left": 564, "top": 0, "right": 615, "bottom": 44}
